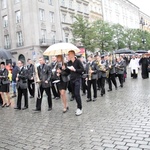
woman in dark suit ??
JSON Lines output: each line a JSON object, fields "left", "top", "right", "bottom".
{"left": 0, "top": 62, "right": 11, "bottom": 107}
{"left": 56, "top": 55, "right": 69, "bottom": 113}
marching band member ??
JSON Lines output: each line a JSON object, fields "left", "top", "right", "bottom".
{"left": 55, "top": 55, "right": 69, "bottom": 113}
{"left": 115, "top": 56, "right": 125, "bottom": 88}
{"left": 27, "top": 59, "right": 35, "bottom": 98}
{"left": 64, "top": 50, "right": 84, "bottom": 116}
{"left": 14, "top": 60, "right": 28, "bottom": 110}
{"left": 96, "top": 55, "right": 107, "bottom": 97}
{"left": 106, "top": 54, "right": 117, "bottom": 92}
{"left": 0, "top": 62, "right": 11, "bottom": 107}
{"left": 86, "top": 55, "right": 98, "bottom": 102}
{"left": 33, "top": 57, "right": 52, "bottom": 111}
{"left": 50, "top": 56, "right": 60, "bottom": 100}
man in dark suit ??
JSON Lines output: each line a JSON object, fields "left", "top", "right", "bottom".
{"left": 50, "top": 56, "right": 60, "bottom": 100}
{"left": 27, "top": 59, "right": 35, "bottom": 98}
{"left": 106, "top": 54, "right": 117, "bottom": 91}
{"left": 86, "top": 55, "right": 98, "bottom": 102}
{"left": 14, "top": 60, "right": 28, "bottom": 110}
{"left": 33, "top": 57, "right": 52, "bottom": 111}
{"left": 96, "top": 55, "right": 107, "bottom": 97}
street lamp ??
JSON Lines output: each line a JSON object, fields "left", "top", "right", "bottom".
{"left": 140, "top": 17, "right": 146, "bottom": 47}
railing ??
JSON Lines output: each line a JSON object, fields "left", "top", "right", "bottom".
{"left": 39, "top": 39, "right": 61, "bottom": 46}
{"left": 16, "top": 42, "right": 24, "bottom": 47}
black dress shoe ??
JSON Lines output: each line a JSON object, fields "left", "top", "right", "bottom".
{"left": 32, "top": 109, "right": 41, "bottom": 111}
{"left": 30, "top": 96, "right": 34, "bottom": 98}
{"left": 22, "top": 107, "right": 28, "bottom": 110}
{"left": 115, "top": 87, "right": 118, "bottom": 90}
{"left": 11, "top": 95, "right": 16, "bottom": 98}
{"left": 70, "top": 97, "right": 74, "bottom": 101}
{"left": 63, "top": 107, "right": 69, "bottom": 113}
{"left": 86, "top": 99, "right": 92, "bottom": 102}
{"left": 48, "top": 108, "right": 52, "bottom": 111}
{"left": 93, "top": 98, "right": 97, "bottom": 102}
{"left": 108, "top": 89, "right": 112, "bottom": 92}
{"left": 101, "top": 94, "right": 103, "bottom": 97}
{"left": 14, "top": 107, "right": 21, "bottom": 110}
{"left": 55, "top": 97, "right": 60, "bottom": 100}
{"left": 52, "top": 96, "right": 56, "bottom": 99}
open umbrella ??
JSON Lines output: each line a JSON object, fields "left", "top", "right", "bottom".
{"left": 43, "top": 43, "right": 80, "bottom": 56}
{"left": 135, "top": 50, "right": 148, "bottom": 54}
{"left": 0, "top": 48, "right": 13, "bottom": 59}
{"left": 115, "top": 48, "right": 135, "bottom": 54}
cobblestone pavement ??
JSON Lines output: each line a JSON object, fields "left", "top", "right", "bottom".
{"left": 0, "top": 71, "right": 150, "bottom": 150}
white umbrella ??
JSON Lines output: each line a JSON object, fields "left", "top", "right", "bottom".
{"left": 43, "top": 42, "right": 80, "bottom": 56}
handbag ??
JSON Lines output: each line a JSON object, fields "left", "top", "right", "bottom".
{"left": 2, "top": 80, "right": 10, "bottom": 84}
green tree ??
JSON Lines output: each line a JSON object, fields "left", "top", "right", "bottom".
{"left": 71, "top": 16, "right": 96, "bottom": 55}
{"left": 93, "top": 20, "right": 114, "bottom": 53}
{"left": 111, "top": 24, "right": 126, "bottom": 49}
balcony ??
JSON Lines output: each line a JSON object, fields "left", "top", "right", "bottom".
{"left": 39, "top": 39, "right": 60, "bottom": 47}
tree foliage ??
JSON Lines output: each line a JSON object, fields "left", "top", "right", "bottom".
{"left": 71, "top": 16, "right": 150, "bottom": 53}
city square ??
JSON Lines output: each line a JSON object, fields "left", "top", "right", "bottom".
{"left": 0, "top": 71, "right": 150, "bottom": 150}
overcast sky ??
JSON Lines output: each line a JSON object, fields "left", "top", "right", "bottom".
{"left": 129, "top": 0, "right": 150, "bottom": 16}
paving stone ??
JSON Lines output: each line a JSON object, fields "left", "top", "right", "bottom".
{"left": 115, "top": 145, "right": 129, "bottom": 150}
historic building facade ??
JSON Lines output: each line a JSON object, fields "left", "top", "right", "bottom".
{"left": 102, "top": 0, "right": 140, "bottom": 29}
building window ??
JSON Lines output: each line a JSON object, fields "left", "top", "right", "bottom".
{"left": 39, "top": 9, "right": 45, "bottom": 21}
{"left": 77, "top": 2, "right": 81, "bottom": 11}
{"left": 15, "top": 0, "right": 20, "bottom": 3}
{"left": 15, "top": 10, "right": 21, "bottom": 23}
{"left": 3, "top": 15, "right": 8, "bottom": 27}
{"left": 1, "top": 0, "right": 7, "bottom": 9}
{"left": 65, "top": 33, "right": 69, "bottom": 43}
{"left": 41, "top": 29, "right": 46, "bottom": 43}
{"left": 84, "top": 5, "right": 88, "bottom": 13}
{"left": 17, "top": 31, "right": 23, "bottom": 47}
{"left": 51, "top": 31, "right": 56, "bottom": 44}
{"left": 70, "top": 15, "right": 74, "bottom": 24}
{"left": 4, "top": 35, "right": 10, "bottom": 49}
{"left": 61, "top": 0, "right": 65, "bottom": 7}
{"left": 49, "top": 11, "right": 54, "bottom": 23}
{"left": 69, "top": 0, "right": 73, "bottom": 9}
{"left": 48, "top": 0, "right": 52, "bottom": 5}
{"left": 62, "top": 14, "right": 66, "bottom": 22}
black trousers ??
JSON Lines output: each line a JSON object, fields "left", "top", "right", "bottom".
{"left": 51, "top": 81, "right": 60, "bottom": 98}
{"left": 81, "top": 78, "right": 87, "bottom": 94}
{"left": 131, "top": 70, "right": 137, "bottom": 78}
{"left": 108, "top": 73, "right": 117, "bottom": 90}
{"left": 70, "top": 79, "right": 82, "bottom": 110}
{"left": 117, "top": 74, "right": 124, "bottom": 87}
{"left": 87, "top": 79, "right": 97, "bottom": 99}
{"left": 36, "top": 86, "right": 52, "bottom": 110}
{"left": 28, "top": 79, "right": 35, "bottom": 97}
{"left": 97, "top": 77, "right": 106, "bottom": 95}
{"left": 17, "top": 87, "right": 28, "bottom": 109}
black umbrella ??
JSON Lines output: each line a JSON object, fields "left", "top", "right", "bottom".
{"left": 0, "top": 48, "right": 13, "bottom": 59}
{"left": 115, "top": 48, "right": 135, "bottom": 54}
{"left": 135, "top": 50, "right": 148, "bottom": 54}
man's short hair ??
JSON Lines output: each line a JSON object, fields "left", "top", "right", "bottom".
{"left": 0, "top": 62, "right": 5, "bottom": 65}
{"left": 68, "top": 50, "right": 75, "bottom": 55}
{"left": 27, "top": 58, "right": 31, "bottom": 62}
{"left": 19, "top": 60, "right": 24, "bottom": 64}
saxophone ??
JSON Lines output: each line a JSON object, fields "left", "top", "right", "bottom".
{"left": 88, "top": 66, "right": 92, "bottom": 80}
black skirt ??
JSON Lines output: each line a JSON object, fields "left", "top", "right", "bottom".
{"left": 0, "top": 84, "right": 10, "bottom": 92}
{"left": 57, "top": 81, "right": 68, "bottom": 91}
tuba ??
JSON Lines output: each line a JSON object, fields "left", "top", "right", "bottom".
{"left": 96, "top": 60, "right": 106, "bottom": 72}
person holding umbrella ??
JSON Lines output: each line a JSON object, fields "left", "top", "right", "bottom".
{"left": 55, "top": 55, "right": 69, "bottom": 113}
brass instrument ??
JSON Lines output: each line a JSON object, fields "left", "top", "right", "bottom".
{"left": 33, "top": 61, "right": 41, "bottom": 99}
{"left": 96, "top": 60, "right": 106, "bottom": 72}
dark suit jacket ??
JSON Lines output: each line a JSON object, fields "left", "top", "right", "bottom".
{"left": 17, "top": 67, "right": 28, "bottom": 89}
{"left": 37, "top": 64, "right": 51, "bottom": 88}
{"left": 0, "top": 68, "right": 9, "bottom": 85}
{"left": 107, "top": 60, "right": 116, "bottom": 74}
{"left": 27, "top": 64, "right": 35, "bottom": 80}
{"left": 116, "top": 60, "right": 125, "bottom": 74}
{"left": 86, "top": 61, "right": 98, "bottom": 80}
